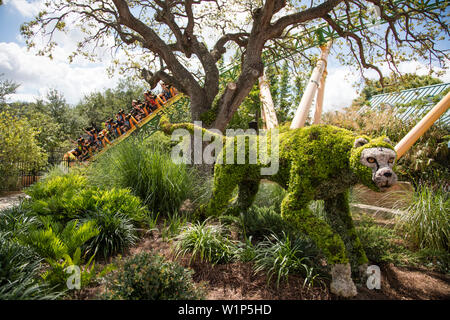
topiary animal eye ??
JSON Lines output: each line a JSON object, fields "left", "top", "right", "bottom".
{"left": 367, "top": 157, "right": 376, "bottom": 163}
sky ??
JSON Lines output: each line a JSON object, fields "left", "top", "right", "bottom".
{"left": 0, "top": 0, "right": 449, "bottom": 112}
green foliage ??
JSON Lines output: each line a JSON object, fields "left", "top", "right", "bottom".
{"left": 0, "top": 232, "right": 59, "bottom": 300}
{"left": 88, "top": 136, "right": 197, "bottom": 215}
{"left": 102, "top": 252, "right": 205, "bottom": 300}
{"left": 253, "top": 182, "right": 286, "bottom": 212}
{"left": 21, "top": 219, "right": 99, "bottom": 261}
{"left": 0, "top": 110, "right": 47, "bottom": 189}
{"left": 396, "top": 184, "right": 449, "bottom": 251}
{"left": 238, "top": 205, "right": 294, "bottom": 240}
{"left": 85, "top": 210, "right": 138, "bottom": 260}
{"left": 0, "top": 204, "right": 40, "bottom": 238}
{"left": 413, "top": 248, "right": 450, "bottom": 274}
{"left": 326, "top": 77, "right": 449, "bottom": 185}
{"left": 355, "top": 73, "right": 443, "bottom": 103}
{"left": 355, "top": 216, "right": 411, "bottom": 266}
{"left": 26, "top": 170, "right": 149, "bottom": 225}
{"left": 175, "top": 220, "right": 236, "bottom": 265}
{"left": 253, "top": 232, "right": 323, "bottom": 288}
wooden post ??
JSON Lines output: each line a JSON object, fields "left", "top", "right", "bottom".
{"left": 395, "top": 91, "right": 450, "bottom": 159}
{"left": 258, "top": 72, "right": 279, "bottom": 129}
{"left": 313, "top": 69, "right": 328, "bottom": 124}
{"left": 290, "top": 40, "right": 332, "bottom": 129}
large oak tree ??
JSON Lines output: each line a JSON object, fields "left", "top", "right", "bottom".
{"left": 21, "top": 0, "right": 449, "bottom": 131}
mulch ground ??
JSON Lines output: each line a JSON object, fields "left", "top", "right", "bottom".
{"left": 83, "top": 230, "right": 450, "bottom": 300}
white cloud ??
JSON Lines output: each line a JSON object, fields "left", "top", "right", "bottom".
{"left": 0, "top": 42, "right": 120, "bottom": 104}
{"left": 4, "top": 0, "right": 43, "bottom": 18}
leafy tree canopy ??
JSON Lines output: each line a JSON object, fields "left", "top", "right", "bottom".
{"left": 21, "top": 0, "right": 449, "bottom": 130}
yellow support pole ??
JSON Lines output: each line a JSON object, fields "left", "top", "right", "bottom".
{"left": 395, "top": 91, "right": 450, "bottom": 159}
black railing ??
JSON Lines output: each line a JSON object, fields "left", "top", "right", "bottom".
{"left": 0, "top": 159, "right": 74, "bottom": 191}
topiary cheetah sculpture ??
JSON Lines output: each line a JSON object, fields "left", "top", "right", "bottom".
{"left": 161, "top": 119, "right": 398, "bottom": 298}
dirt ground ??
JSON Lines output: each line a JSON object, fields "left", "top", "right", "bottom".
{"left": 0, "top": 191, "right": 29, "bottom": 211}
{"left": 85, "top": 230, "right": 450, "bottom": 301}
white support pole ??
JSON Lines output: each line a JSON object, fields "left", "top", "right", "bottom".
{"left": 258, "top": 72, "right": 279, "bottom": 130}
{"left": 290, "top": 41, "right": 332, "bottom": 129}
{"left": 313, "top": 69, "right": 327, "bottom": 124}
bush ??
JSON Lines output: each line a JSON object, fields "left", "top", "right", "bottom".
{"left": 253, "top": 232, "right": 322, "bottom": 288}
{"left": 175, "top": 220, "right": 236, "bottom": 265}
{"left": 396, "top": 184, "right": 449, "bottom": 251}
{"left": 88, "top": 136, "right": 199, "bottom": 215}
{"left": 25, "top": 171, "right": 88, "bottom": 200}
{"left": 85, "top": 210, "right": 138, "bottom": 260}
{"left": 25, "top": 170, "right": 150, "bottom": 226}
{"left": 103, "top": 252, "right": 204, "bottom": 300}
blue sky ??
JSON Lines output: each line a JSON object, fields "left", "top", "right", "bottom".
{"left": 0, "top": 0, "right": 448, "bottom": 111}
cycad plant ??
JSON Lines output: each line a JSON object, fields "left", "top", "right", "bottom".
{"left": 20, "top": 219, "right": 100, "bottom": 291}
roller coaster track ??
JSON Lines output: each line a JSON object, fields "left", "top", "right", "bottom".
{"left": 86, "top": 93, "right": 184, "bottom": 162}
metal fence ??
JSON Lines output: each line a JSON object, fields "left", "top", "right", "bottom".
{"left": 0, "top": 159, "right": 74, "bottom": 191}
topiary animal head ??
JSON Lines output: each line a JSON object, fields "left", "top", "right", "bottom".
{"left": 349, "top": 135, "right": 398, "bottom": 192}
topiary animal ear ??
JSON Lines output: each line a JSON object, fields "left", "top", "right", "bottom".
{"left": 383, "top": 137, "right": 393, "bottom": 145}
{"left": 353, "top": 137, "right": 369, "bottom": 148}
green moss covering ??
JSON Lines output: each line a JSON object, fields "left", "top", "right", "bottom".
{"left": 159, "top": 119, "right": 396, "bottom": 266}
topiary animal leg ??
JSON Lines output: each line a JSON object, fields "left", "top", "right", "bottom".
{"left": 202, "top": 164, "right": 245, "bottom": 217}
{"left": 280, "top": 191, "right": 349, "bottom": 266}
{"left": 324, "top": 191, "right": 368, "bottom": 267}
{"left": 236, "top": 179, "right": 260, "bottom": 212}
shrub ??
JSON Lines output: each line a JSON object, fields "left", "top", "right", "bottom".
{"left": 253, "top": 233, "right": 322, "bottom": 288}
{"left": 25, "top": 172, "right": 87, "bottom": 200}
{"left": 103, "top": 252, "right": 204, "bottom": 300}
{"left": 25, "top": 169, "right": 150, "bottom": 226}
{"left": 93, "top": 188, "right": 149, "bottom": 226}
{"left": 88, "top": 137, "right": 198, "bottom": 215}
{"left": 396, "top": 184, "right": 449, "bottom": 251}
{"left": 175, "top": 220, "right": 236, "bottom": 264}
{"left": 85, "top": 210, "right": 138, "bottom": 260}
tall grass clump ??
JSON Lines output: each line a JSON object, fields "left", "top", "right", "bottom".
{"left": 253, "top": 232, "right": 323, "bottom": 288}
{"left": 0, "top": 232, "right": 58, "bottom": 300}
{"left": 175, "top": 219, "right": 236, "bottom": 264}
{"left": 396, "top": 184, "right": 449, "bottom": 251}
{"left": 85, "top": 210, "right": 138, "bottom": 259}
{"left": 89, "top": 136, "right": 198, "bottom": 215}
{"left": 238, "top": 205, "right": 294, "bottom": 240}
